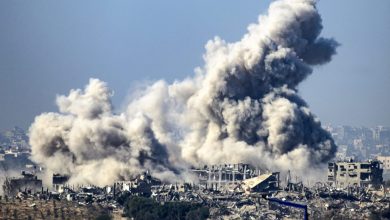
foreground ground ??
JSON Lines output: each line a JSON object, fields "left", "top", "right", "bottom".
{"left": 0, "top": 197, "right": 119, "bottom": 220}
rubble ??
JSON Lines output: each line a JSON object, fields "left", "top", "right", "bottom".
{"left": 1, "top": 166, "right": 390, "bottom": 219}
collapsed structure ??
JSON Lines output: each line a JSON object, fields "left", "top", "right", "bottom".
{"left": 327, "top": 160, "right": 383, "bottom": 188}
{"left": 241, "top": 173, "right": 280, "bottom": 194}
{"left": 191, "top": 163, "right": 279, "bottom": 193}
{"left": 2, "top": 171, "right": 42, "bottom": 196}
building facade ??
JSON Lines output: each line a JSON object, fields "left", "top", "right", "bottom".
{"left": 376, "top": 156, "right": 390, "bottom": 171}
{"left": 327, "top": 160, "right": 383, "bottom": 188}
{"left": 2, "top": 171, "right": 42, "bottom": 196}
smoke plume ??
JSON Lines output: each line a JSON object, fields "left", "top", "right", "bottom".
{"left": 29, "top": 0, "right": 338, "bottom": 186}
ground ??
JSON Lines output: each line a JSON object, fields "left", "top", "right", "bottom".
{"left": 0, "top": 197, "right": 116, "bottom": 220}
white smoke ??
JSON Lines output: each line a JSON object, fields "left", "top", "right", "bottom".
{"left": 29, "top": 0, "right": 339, "bottom": 186}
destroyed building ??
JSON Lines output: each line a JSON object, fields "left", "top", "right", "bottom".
{"left": 52, "top": 173, "right": 70, "bottom": 192}
{"left": 191, "top": 163, "right": 277, "bottom": 191}
{"left": 328, "top": 160, "right": 383, "bottom": 188}
{"left": 241, "top": 172, "right": 280, "bottom": 194}
{"left": 115, "top": 171, "right": 162, "bottom": 197}
{"left": 2, "top": 171, "right": 42, "bottom": 196}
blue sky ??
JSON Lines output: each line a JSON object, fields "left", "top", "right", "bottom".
{"left": 0, "top": 0, "right": 389, "bottom": 131}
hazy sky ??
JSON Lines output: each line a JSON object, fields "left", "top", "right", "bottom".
{"left": 0, "top": 0, "right": 389, "bottom": 131}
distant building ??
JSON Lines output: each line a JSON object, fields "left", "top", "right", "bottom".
{"left": 1, "top": 151, "right": 33, "bottom": 170}
{"left": 377, "top": 156, "right": 390, "bottom": 171}
{"left": 241, "top": 173, "right": 280, "bottom": 194}
{"left": 327, "top": 160, "right": 383, "bottom": 188}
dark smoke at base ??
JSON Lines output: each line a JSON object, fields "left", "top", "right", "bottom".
{"left": 29, "top": 0, "right": 338, "bottom": 186}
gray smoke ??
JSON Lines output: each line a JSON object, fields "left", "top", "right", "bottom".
{"left": 29, "top": 0, "right": 338, "bottom": 186}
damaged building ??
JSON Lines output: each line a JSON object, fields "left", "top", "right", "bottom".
{"left": 2, "top": 171, "right": 42, "bottom": 196}
{"left": 191, "top": 163, "right": 280, "bottom": 193}
{"left": 241, "top": 172, "right": 280, "bottom": 194}
{"left": 328, "top": 160, "right": 383, "bottom": 188}
{"left": 52, "top": 173, "right": 70, "bottom": 192}
{"left": 115, "top": 171, "right": 162, "bottom": 197}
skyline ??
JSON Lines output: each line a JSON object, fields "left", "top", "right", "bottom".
{"left": 0, "top": 0, "right": 389, "bottom": 131}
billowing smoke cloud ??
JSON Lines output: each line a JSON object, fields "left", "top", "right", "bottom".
{"left": 29, "top": 0, "right": 338, "bottom": 186}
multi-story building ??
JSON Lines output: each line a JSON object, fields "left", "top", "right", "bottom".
{"left": 327, "top": 160, "right": 383, "bottom": 188}
{"left": 377, "top": 156, "right": 390, "bottom": 171}
{"left": 191, "top": 163, "right": 279, "bottom": 190}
